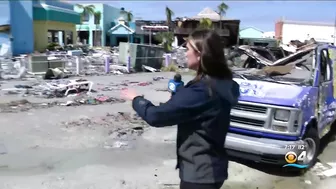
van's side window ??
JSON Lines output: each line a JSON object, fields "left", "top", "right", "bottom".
{"left": 320, "top": 49, "right": 331, "bottom": 82}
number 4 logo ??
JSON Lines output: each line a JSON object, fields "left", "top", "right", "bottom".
{"left": 298, "top": 151, "right": 307, "bottom": 161}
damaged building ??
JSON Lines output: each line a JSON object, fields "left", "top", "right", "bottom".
{"left": 174, "top": 7, "right": 240, "bottom": 47}
{"left": 7, "top": 0, "right": 80, "bottom": 55}
{"left": 275, "top": 19, "right": 336, "bottom": 45}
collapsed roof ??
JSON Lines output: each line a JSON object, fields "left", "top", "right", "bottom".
{"left": 175, "top": 7, "right": 238, "bottom": 21}
{"left": 229, "top": 43, "right": 319, "bottom": 81}
{"left": 235, "top": 43, "right": 317, "bottom": 67}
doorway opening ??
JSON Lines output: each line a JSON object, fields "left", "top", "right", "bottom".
{"left": 78, "top": 31, "right": 89, "bottom": 44}
{"left": 93, "top": 31, "right": 102, "bottom": 46}
{"left": 116, "top": 36, "right": 128, "bottom": 45}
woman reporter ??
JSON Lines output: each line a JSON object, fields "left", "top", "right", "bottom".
{"left": 122, "top": 29, "right": 240, "bottom": 189}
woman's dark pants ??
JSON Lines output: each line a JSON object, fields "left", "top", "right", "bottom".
{"left": 180, "top": 181, "right": 224, "bottom": 189}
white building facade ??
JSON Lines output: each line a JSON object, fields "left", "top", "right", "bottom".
{"left": 275, "top": 20, "right": 336, "bottom": 45}
{"left": 262, "top": 31, "right": 275, "bottom": 39}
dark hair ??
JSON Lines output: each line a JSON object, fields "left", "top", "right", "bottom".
{"left": 174, "top": 73, "right": 182, "bottom": 82}
{"left": 188, "top": 29, "right": 232, "bottom": 82}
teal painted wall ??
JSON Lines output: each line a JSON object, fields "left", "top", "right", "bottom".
{"left": 103, "top": 4, "right": 123, "bottom": 46}
{"left": 239, "top": 27, "right": 264, "bottom": 38}
{"left": 33, "top": 7, "right": 80, "bottom": 24}
{"left": 33, "top": 1, "right": 80, "bottom": 24}
{"left": 75, "top": 3, "right": 122, "bottom": 46}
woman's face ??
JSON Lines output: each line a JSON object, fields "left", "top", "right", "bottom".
{"left": 186, "top": 42, "right": 200, "bottom": 70}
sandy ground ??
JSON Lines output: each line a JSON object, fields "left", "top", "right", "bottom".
{"left": 0, "top": 72, "right": 336, "bottom": 189}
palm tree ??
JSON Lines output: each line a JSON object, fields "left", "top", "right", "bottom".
{"left": 217, "top": 2, "right": 229, "bottom": 30}
{"left": 76, "top": 4, "right": 95, "bottom": 43}
{"left": 165, "top": 6, "right": 174, "bottom": 32}
{"left": 120, "top": 9, "right": 134, "bottom": 43}
{"left": 199, "top": 18, "right": 213, "bottom": 29}
{"left": 155, "top": 32, "right": 174, "bottom": 52}
{"left": 94, "top": 11, "right": 101, "bottom": 46}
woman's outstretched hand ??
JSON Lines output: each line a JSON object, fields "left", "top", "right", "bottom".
{"left": 121, "top": 88, "right": 138, "bottom": 100}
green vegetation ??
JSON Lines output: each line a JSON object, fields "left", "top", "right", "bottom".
{"left": 217, "top": 2, "right": 229, "bottom": 29}
{"left": 199, "top": 18, "right": 213, "bottom": 29}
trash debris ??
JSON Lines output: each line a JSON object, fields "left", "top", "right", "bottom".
{"left": 14, "top": 84, "right": 33, "bottom": 89}
{"left": 137, "top": 82, "right": 152, "bottom": 86}
{"left": 1, "top": 66, "right": 27, "bottom": 80}
{"left": 44, "top": 68, "right": 70, "bottom": 79}
{"left": 110, "top": 65, "right": 130, "bottom": 74}
{"left": 317, "top": 162, "right": 336, "bottom": 179}
{"left": 155, "top": 88, "right": 169, "bottom": 92}
{"left": 153, "top": 76, "right": 165, "bottom": 81}
{"left": 304, "top": 180, "right": 312, "bottom": 185}
{"left": 2, "top": 78, "right": 95, "bottom": 98}
{"left": 142, "top": 65, "right": 159, "bottom": 72}
{"left": 0, "top": 95, "right": 125, "bottom": 113}
{"left": 104, "top": 141, "right": 129, "bottom": 149}
{"left": 62, "top": 112, "right": 146, "bottom": 143}
{"left": 0, "top": 43, "right": 12, "bottom": 58}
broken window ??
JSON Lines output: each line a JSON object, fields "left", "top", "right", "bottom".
{"left": 82, "top": 13, "right": 90, "bottom": 22}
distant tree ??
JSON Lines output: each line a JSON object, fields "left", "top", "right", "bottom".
{"left": 76, "top": 4, "right": 95, "bottom": 25}
{"left": 155, "top": 32, "right": 174, "bottom": 52}
{"left": 199, "top": 18, "right": 213, "bottom": 29}
{"left": 94, "top": 11, "right": 101, "bottom": 46}
{"left": 76, "top": 4, "right": 95, "bottom": 43}
{"left": 165, "top": 6, "right": 174, "bottom": 32}
{"left": 217, "top": 2, "right": 229, "bottom": 29}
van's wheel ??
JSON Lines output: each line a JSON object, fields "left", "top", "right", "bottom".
{"left": 302, "top": 127, "right": 320, "bottom": 169}
{"left": 284, "top": 127, "right": 319, "bottom": 174}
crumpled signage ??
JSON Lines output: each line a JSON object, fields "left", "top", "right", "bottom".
{"left": 234, "top": 78, "right": 304, "bottom": 99}
{"left": 238, "top": 81, "right": 265, "bottom": 98}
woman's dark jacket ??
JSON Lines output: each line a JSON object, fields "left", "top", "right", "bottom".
{"left": 132, "top": 77, "right": 240, "bottom": 183}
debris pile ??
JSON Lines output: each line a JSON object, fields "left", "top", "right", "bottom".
{"left": 0, "top": 95, "right": 125, "bottom": 113}
{"left": 0, "top": 57, "right": 29, "bottom": 80}
{"left": 0, "top": 99, "right": 58, "bottom": 113}
{"left": 171, "top": 48, "right": 187, "bottom": 68}
{"left": 0, "top": 43, "right": 185, "bottom": 79}
{"left": 2, "top": 79, "right": 95, "bottom": 98}
{"left": 97, "top": 80, "right": 153, "bottom": 91}
{"left": 61, "top": 94, "right": 125, "bottom": 106}
{"left": 62, "top": 112, "right": 147, "bottom": 140}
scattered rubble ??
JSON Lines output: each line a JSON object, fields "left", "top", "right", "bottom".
{"left": 143, "top": 65, "right": 160, "bottom": 72}
{"left": 0, "top": 42, "right": 191, "bottom": 84}
{"left": 2, "top": 79, "right": 95, "bottom": 98}
{"left": 153, "top": 76, "right": 165, "bottom": 81}
{"left": 0, "top": 95, "right": 125, "bottom": 113}
{"left": 62, "top": 112, "right": 147, "bottom": 147}
{"left": 171, "top": 48, "right": 187, "bottom": 68}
